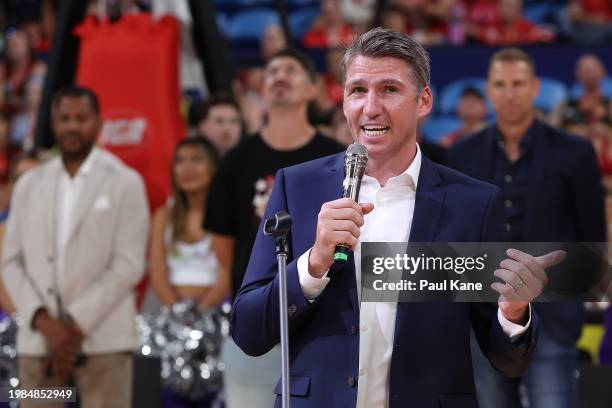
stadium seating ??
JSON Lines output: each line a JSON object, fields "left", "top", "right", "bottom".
{"left": 438, "top": 78, "right": 487, "bottom": 116}
{"left": 420, "top": 116, "right": 461, "bottom": 143}
{"left": 524, "top": 3, "right": 555, "bottom": 24}
{"left": 570, "top": 78, "right": 612, "bottom": 99}
{"left": 216, "top": 12, "right": 230, "bottom": 35}
{"left": 227, "top": 8, "right": 280, "bottom": 41}
{"left": 288, "top": 7, "right": 319, "bottom": 40}
{"left": 286, "top": 0, "right": 320, "bottom": 11}
{"left": 535, "top": 77, "right": 568, "bottom": 113}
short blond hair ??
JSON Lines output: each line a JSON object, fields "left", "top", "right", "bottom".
{"left": 488, "top": 48, "right": 536, "bottom": 77}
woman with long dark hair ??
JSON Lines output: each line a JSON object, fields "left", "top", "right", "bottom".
{"left": 150, "top": 137, "right": 229, "bottom": 407}
{"left": 150, "top": 137, "right": 228, "bottom": 312}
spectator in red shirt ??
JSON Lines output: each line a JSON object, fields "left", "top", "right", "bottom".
{"left": 465, "top": 0, "right": 500, "bottom": 26}
{"left": 0, "top": 28, "right": 46, "bottom": 115}
{"left": 570, "top": 0, "right": 612, "bottom": 22}
{"left": 323, "top": 47, "right": 344, "bottom": 105}
{"left": 552, "top": 54, "right": 612, "bottom": 134}
{"left": 553, "top": 54, "right": 612, "bottom": 190}
{"left": 476, "top": 0, "right": 555, "bottom": 45}
{"left": 380, "top": 3, "right": 408, "bottom": 32}
{"left": 567, "top": 0, "right": 612, "bottom": 45}
{"left": 303, "top": 0, "right": 354, "bottom": 49}
{"left": 398, "top": 0, "right": 449, "bottom": 46}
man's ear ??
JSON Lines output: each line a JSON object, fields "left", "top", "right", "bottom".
{"left": 417, "top": 86, "right": 433, "bottom": 119}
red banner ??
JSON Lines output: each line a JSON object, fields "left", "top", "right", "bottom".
{"left": 75, "top": 13, "right": 185, "bottom": 212}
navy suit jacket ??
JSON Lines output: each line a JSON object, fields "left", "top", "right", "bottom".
{"left": 449, "top": 121, "right": 606, "bottom": 346}
{"left": 232, "top": 153, "right": 538, "bottom": 408}
{"left": 448, "top": 121, "right": 606, "bottom": 346}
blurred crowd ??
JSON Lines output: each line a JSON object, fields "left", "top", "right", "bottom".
{"left": 301, "top": 0, "right": 612, "bottom": 48}
{"left": 0, "top": 0, "right": 53, "bottom": 222}
{"left": 0, "top": 0, "right": 611, "bottom": 408}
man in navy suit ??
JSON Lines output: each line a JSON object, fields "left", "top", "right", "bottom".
{"left": 232, "top": 29, "right": 561, "bottom": 408}
{"left": 449, "top": 48, "right": 606, "bottom": 408}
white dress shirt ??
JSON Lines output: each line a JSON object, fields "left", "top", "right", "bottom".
{"left": 56, "top": 147, "right": 99, "bottom": 294}
{"left": 297, "top": 145, "right": 530, "bottom": 407}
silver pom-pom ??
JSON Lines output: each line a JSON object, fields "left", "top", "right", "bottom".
{"left": 137, "top": 300, "right": 230, "bottom": 400}
{"left": 0, "top": 312, "right": 19, "bottom": 407}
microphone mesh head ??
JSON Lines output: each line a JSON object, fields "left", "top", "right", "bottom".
{"left": 346, "top": 143, "right": 368, "bottom": 158}
{"left": 344, "top": 143, "right": 368, "bottom": 181}
{"left": 343, "top": 144, "right": 367, "bottom": 199}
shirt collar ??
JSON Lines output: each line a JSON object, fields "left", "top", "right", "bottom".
{"left": 362, "top": 143, "right": 422, "bottom": 190}
{"left": 405, "top": 143, "right": 421, "bottom": 189}
{"left": 493, "top": 120, "right": 538, "bottom": 153}
{"left": 62, "top": 146, "right": 99, "bottom": 178}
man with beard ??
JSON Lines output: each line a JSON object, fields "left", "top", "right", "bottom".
{"left": 204, "top": 49, "right": 343, "bottom": 407}
{"left": 3, "top": 86, "right": 149, "bottom": 408}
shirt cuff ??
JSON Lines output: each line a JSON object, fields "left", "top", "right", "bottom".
{"left": 297, "top": 248, "right": 330, "bottom": 302}
{"left": 497, "top": 304, "right": 532, "bottom": 339}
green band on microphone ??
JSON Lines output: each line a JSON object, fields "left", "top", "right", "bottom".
{"left": 334, "top": 252, "right": 349, "bottom": 262}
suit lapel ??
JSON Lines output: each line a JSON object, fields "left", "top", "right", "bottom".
{"left": 324, "top": 153, "right": 361, "bottom": 320}
{"left": 41, "top": 159, "right": 62, "bottom": 252}
{"left": 65, "top": 153, "right": 110, "bottom": 242}
{"left": 408, "top": 156, "right": 446, "bottom": 243}
{"left": 396, "top": 156, "right": 446, "bottom": 343}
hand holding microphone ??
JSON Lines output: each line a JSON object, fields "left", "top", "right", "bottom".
{"left": 308, "top": 144, "right": 373, "bottom": 278}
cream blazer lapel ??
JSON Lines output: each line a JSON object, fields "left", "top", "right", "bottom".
{"left": 63, "top": 152, "right": 111, "bottom": 245}
{"left": 40, "top": 158, "right": 61, "bottom": 263}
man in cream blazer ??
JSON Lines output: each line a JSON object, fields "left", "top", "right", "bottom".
{"left": 2, "top": 86, "right": 149, "bottom": 408}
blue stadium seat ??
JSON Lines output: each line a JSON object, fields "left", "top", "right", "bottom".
{"left": 535, "top": 77, "right": 568, "bottom": 113}
{"left": 213, "top": 0, "right": 240, "bottom": 15}
{"left": 289, "top": 7, "right": 319, "bottom": 40}
{"left": 439, "top": 78, "right": 487, "bottom": 116}
{"left": 235, "top": 0, "right": 274, "bottom": 8}
{"left": 420, "top": 116, "right": 461, "bottom": 144}
{"left": 524, "top": 4, "right": 554, "bottom": 24}
{"left": 570, "top": 78, "right": 612, "bottom": 99}
{"left": 286, "top": 0, "right": 320, "bottom": 11}
{"left": 216, "top": 13, "right": 230, "bottom": 35}
{"left": 227, "top": 9, "right": 280, "bottom": 41}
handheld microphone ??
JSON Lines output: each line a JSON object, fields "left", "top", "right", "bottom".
{"left": 334, "top": 143, "right": 368, "bottom": 262}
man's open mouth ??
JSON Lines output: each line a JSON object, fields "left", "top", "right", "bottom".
{"left": 361, "top": 125, "right": 390, "bottom": 136}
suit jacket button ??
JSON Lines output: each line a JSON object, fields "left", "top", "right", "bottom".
{"left": 350, "top": 325, "right": 357, "bottom": 335}
{"left": 47, "top": 255, "right": 54, "bottom": 263}
{"left": 288, "top": 304, "right": 298, "bottom": 317}
{"left": 348, "top": 376, "right": 356, "bottom": 387}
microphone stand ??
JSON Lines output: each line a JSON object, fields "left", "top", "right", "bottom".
{"left": 264, "top": 211, "right": 292, "bottom": 408}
